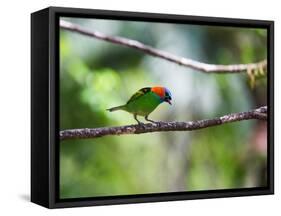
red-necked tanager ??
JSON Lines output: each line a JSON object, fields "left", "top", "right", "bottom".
{"left": 107, "top": 86, "right": 172, "bottom": 124}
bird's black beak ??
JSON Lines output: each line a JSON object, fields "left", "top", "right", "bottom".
{"left": 165, "top": 99, "right": 172, "bottom": 105}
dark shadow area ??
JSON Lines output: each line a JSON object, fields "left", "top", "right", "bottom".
{"left": 19, "top": 194, "right": 30, "bottom": 202}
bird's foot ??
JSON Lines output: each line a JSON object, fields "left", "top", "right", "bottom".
{"left": 134, "top": 115, "right": 145, "bottom": 127}
{"left": 145, "top": 118, "right": 156, "bottom": 125}
{"left": 136, "top": 121, "right": 146, "bottom": 128}
{"left": 145, "top": 118, "right": 164, "bottom": 127}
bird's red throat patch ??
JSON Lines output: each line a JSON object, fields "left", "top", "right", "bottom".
{"left": 151, "top": 86, "right": 165, "bottom": 98}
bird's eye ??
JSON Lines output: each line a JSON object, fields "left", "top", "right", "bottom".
{"left": 165, "top": 95, "right": 171, "bottom": 100}
{"left": 164, "top": 89, "right": 172, "bottom": 100}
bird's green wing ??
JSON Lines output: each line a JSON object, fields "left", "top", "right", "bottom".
{"left": 126, "top": 87, "right": 151, "bottom": 104}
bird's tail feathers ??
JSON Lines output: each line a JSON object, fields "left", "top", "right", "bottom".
{"left": 107, "top": 105, "right": 126, "bottom": 112}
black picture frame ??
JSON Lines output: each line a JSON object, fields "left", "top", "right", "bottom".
{"left": 31, "top": 6, "right": 274, "bottom": 208}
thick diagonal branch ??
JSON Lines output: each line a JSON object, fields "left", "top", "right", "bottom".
{"left": 60, "top": 20, "right": 267, "bottom": 74}
{"left": 60, "top": 106, "right": 267, "bottom": 141}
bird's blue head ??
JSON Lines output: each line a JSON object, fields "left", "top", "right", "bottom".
{"left": 164, "top": 87, "right": 172, "bottom": 105}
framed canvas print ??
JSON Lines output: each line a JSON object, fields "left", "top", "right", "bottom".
{"left": 31, "top": 6, "right": 274, "bottom": 208}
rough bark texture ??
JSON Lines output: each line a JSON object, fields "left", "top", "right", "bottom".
{"left": 60, "top": 20, "right": 267, "bottom": 74}
{"left": 60, "top": 106, "right": 267, "bottom": 141}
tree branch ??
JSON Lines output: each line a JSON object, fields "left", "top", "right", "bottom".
{"left": 60, "top": 106, "right": 267, "bottom": 141}
{"left": 60, "top": 20, "right": 267, "bottom": 74}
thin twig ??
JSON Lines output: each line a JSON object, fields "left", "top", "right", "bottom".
{"left": 60, "top": 20, "right": 267, "bottom": 74}
{"left": 60, "top": 106, "right": 267, "bottom": 141}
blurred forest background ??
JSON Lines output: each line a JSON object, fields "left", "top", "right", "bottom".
{"left": 59, "top": 17, "right": 267, "bottom": 198}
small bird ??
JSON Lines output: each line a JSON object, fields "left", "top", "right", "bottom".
{"left": 107, "top": 86, "right": 172, "bottom": 124}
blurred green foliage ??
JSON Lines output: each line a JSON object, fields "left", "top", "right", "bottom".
{"left": 60, "top": 18, "right": 267, "bottom": 198}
